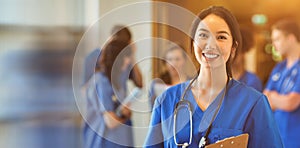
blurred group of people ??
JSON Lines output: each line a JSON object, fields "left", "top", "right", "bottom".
{"left": 82, "top": 6, "right": 300, "bottom": 148}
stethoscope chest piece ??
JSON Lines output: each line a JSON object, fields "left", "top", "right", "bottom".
{"left": 198, "top": 137, "right": 207, "bottom": 148}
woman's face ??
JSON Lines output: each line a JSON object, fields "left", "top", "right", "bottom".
{"left": 165, "top": 48, "right": 186, "bottom": 76}
{"left": 193, "top": 14, "right": 234, "bottom": 69}
{"left": 121, "top": 56, "right": 132, "bottom": 72}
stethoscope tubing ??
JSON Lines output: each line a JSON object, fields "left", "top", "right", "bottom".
{"left": 173, "top": 76, "right": 230, "bottom": 148}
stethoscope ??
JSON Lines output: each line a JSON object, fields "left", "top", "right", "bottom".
{"left": 173, "top": 76, "right": 230, "bottom": 148}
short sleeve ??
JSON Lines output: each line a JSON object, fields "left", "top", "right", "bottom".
{"left": 96, "top": 79, "right": 115, "bottom": 112}
{"left": 148, "top": 80, "right": 156, "bottom": 109}
{"left": 251, "top": 80, "right": 263, "bottom": 92}
{"left": 144, "top": 98, "right": 164, "bottom": 148}
{"left": 264, "top": 66, "right": 278, "bottom": 91}
{"left": 244, "top": 95, "right": 283, "bottom": 147}
{"left": 247, "top": 74, "right": 263, "bottom": 92}
{"left": 291, "top": 67, "right": 300, "bottom": 93}
{"left": 83, "top": 49, "right": 101, "bottom": 85}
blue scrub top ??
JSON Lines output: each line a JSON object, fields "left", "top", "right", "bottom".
{"left": 265, "top": 59, "right": 300, "bottom": 148}
{"left": 239, "top": 71, "right": 263, "bottom": 92}
{"left": 83, "top": 72, "right": 134, "bottom": 148}
{"left": 82, "top": 49, "right": 101, "bottom": 85}
{"left": 144, "top": 79, "right": 283, "bottom": 148}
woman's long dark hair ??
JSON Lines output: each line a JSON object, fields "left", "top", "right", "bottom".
{"left": 96, "top": 40, "right": 132, "bottom": 90}
{"left": 190, "top": 6, "right": 242, "bottom": 78}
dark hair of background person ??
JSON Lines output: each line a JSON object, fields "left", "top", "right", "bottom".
{"left": 158, "top": 44, "right": 187, "bottom": 85}
{"left": 240, "top": 27, "right": 254, "bottom": 53}
{"left": 231, "top": 26, "right": 255, "bottom": 64}
{"left": 96, "top": 40, "right": 132, "bottom": 90}
{"left": 232, "top": 27, "right": 254, "bottom": 67}
{"left": 190, "top": 6, "right": 242, "bottom": 78}
{"left": 111, "top": 25, "right": 132, "bottom": 43}
{"left": 272, "top": 18, "right": 300, "bottom": 42}
{"left": 95, "top": 25, "right": 132, "bottom": 69}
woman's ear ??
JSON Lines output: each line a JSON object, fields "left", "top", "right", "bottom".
{"left": 288, "top": 34, "right": 298, "bottom": 43}
{"left": 231, "top": 41, "right": 238, "bottom": 60}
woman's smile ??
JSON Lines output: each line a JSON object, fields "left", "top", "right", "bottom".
{"left": 202, "top": 52, "right": 220, "bottom": 60}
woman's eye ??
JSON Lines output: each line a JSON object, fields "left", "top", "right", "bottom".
{"left": 198, "top": 33, "right": 208, "bottom": 39}
{"left": 217, "top": 35, "right": 227, "bottom": 40}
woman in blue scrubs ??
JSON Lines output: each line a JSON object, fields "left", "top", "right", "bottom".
{"left": 232, "top": 27, "right": 263, "bottom": 92}
{"left": 149, "top": 44, "right": 190, "bottom": 109}
{"left": 83, "top": 40, "right": 135, "bottom": 148}
{"left": 264, "top": 19, "right": 300, "bottom": 148}
{"left": 144, "top": 6, "right": 283, "bottom": 148}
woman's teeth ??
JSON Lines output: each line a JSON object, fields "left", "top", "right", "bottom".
{"left": 203, "top": 53, "right": 218, "bottom": 58}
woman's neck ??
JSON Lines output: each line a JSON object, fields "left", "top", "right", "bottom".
{"left": 196, "top": 66, "right": 228, "bottom": 91}
{"left": 286, "top": 43, "right": 300, "bottom": 68}
{"left": 286, "top": 53, "right": 300, "bottom": 69}
{"left": 192, "top": 66, "right": 228, "bottom": 110}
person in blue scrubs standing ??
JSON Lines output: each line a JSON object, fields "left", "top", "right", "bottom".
{"left": 82, "top": 25, "right": 143, "bottom": 88}
{"left": 144, "top": 6, "right": 283, "bottom": 148}
{"left": 232, "top": 27, "right": 263, "bottom": 92}
{"left": 83, "top": 40, "right": 136, "bottom": 148}
{"left": 264, "top": 18, "right": 300, "bottom": 148}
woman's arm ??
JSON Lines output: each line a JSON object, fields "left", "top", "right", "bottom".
{"left": 95, "top": 77, "right": 132, "bottom": 129}
{"left": 103, "top": 106, "right": 132, "bottom": 129}
{"left": 129, "top": 65, "right": 143, "bottom": 88}
{"left": 129, "top": 42, "right": 143, "bottom": 88}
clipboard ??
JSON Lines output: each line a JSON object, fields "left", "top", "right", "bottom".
{"left": 205, "top": 133, "right": 249, "bottom": 148}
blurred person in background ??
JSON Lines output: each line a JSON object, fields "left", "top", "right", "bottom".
{"left": 82, "top": 25, "right": 143, "bottom": 88}
{"left": 83, "top": 40, "right": 135, "bottom": 148}
{"left": 232, "top": 27, "right": 263, "bottom": 92}
{"left": 264, "top": 18, "right": 300, "bottom": 148}
{"left": 149, "top": 44, "right": 190, "bottom": 109}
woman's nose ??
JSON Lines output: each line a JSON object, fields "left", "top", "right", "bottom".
{"left": 204, "top": 37, "right": 217, "bottom": 49}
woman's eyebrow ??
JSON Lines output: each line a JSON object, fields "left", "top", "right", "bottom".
{"left": 197, "top": 28, "right": 230, "bottom": 36}
{"left": 217, "top": 31, "right": 230, "bottom": 36}
{"left": 197, "top": 28, "right": 209, "bottom": 32}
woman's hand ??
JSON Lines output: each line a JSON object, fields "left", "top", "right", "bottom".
{"left": 120, "top": 104, "right": 132, "bottom": 120}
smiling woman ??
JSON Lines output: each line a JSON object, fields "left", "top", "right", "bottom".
{"left": 193, "top": 14, "right": 234, "bottom": 70}
{"left": 144, "top": 6, "right": 283, "bottom": 148}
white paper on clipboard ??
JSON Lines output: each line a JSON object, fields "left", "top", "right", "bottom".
{"left": 115, "top": 87, "right": 143, "bottom": 117}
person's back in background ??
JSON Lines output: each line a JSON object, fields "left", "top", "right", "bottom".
{"left": 82, "top": 25, "right": 142, "bottom": 88}
{"left": 83, "top": 40, "right": 135, "bottom": 148}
